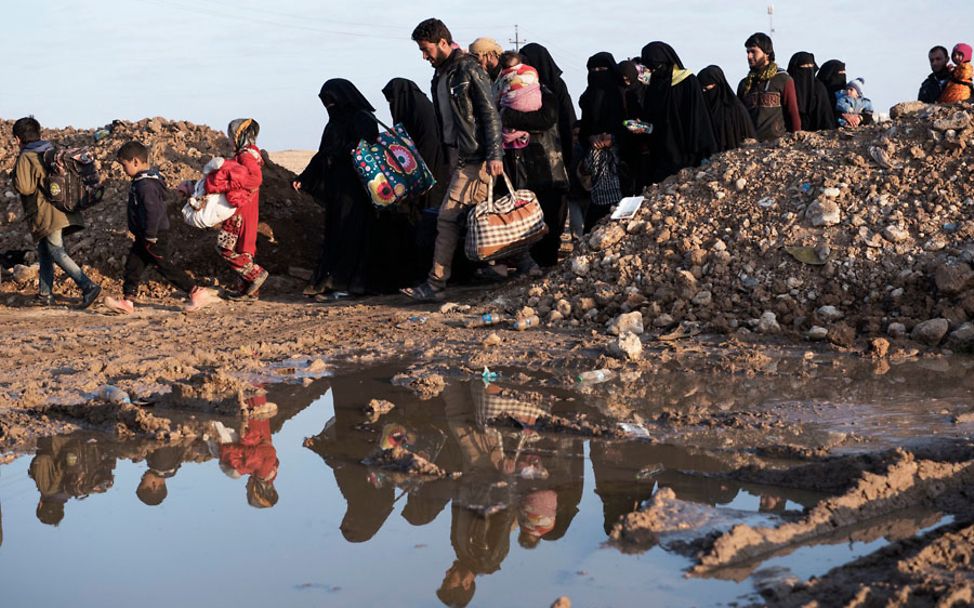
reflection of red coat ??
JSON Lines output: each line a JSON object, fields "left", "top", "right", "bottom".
{"left": 205, "top": 146, "right": 263, "bottom": 254}
{"left": 219, "top": 418, "right": 278, "bottom": 481}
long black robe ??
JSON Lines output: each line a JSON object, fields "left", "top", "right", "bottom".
{"left": 381, "top": 77, "right": 471, "bottom": 283}
{"left": 640, "top": 42, "right": 718, "bottom": 184}
{"left": 787, "top": 52, "right": 837, "bottom": 131}
{"left": 519, "top": 43, "right": 577, "bottom": 172}
{"left": 698, "top": 65, "right": 757, "bottom": 152}
{"left": 298, "top": 78, "right": 381, "bottom": 295}
{"left": 817, "top": 59, "right": 847, "bottom": 122}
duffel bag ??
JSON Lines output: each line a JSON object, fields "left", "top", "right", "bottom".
{"left": 464, "top": 171, "right": 548, "bottom": 262}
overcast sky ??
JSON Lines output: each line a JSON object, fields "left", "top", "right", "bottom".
{"left": 1, "top": 0, "right": 971, "bottom": 150}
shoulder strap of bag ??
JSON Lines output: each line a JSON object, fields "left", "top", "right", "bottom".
{"left": 357, "top": 110, "right": 409, "bottom": 175}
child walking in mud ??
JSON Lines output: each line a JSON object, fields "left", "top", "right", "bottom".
{"left": 193, "top": 119, "right": 269, "bottom": 300}
{"left": 103, "top": 141, "right": 221, "bottom": 314}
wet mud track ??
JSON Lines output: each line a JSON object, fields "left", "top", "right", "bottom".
{"left": 1, "top": 296, "right": 973, "bottom": 605}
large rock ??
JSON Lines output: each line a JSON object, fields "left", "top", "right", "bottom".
{"left": 934, "top": 261, "right": 974, "bottom": 295}
{"left": 889, "top": 101, "right": 928, "bottom": 119}
{"left": 911, "top": 318, "right": 950, "bottom": 346}
{"left": 608, "top": 331, "right": 643, "bottom": 361}
{"left": 932, "top": 111, "right": 972, "bottom": 132}
{"left": 805, "top": 198, "right": 841, "bottom": 227}
{"left": 947, "top": 322, "right": 974, "bottom": 351}
{"left": 756, "top": 311, "right": 780, "bottom": 334}
{"left": 608, "top": 311, "right": 644, "bottom": 336}
{"left": 589, "top": 224, "right": 626, "bottom": 251}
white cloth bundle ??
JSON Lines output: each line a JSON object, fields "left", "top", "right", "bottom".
{"left": 181, "top": 157, "right": 236, "bottom": 229}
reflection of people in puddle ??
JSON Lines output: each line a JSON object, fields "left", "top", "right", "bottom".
{"left": 28, "top": 435, "right": 116, "bottom": 526}
{"left": 517, "top": 489, "right": 557, "bottom": 549}
{"left": 304, "top": 389, "right": 396, "bottom": 542}
{"left": 437, "top": 505, "right": 515, "bottom": 608}
{"left": 208, "top": 398, "right": 280, "bottom": 509}
{"left": 136, "top": 444, "right": 190, "bottom": 506}
{"left": 434, "top": 383, "right": 523, "bottom": 607}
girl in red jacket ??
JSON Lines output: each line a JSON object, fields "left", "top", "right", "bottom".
{"left": 206, "top": 118, "right": 269, "bottom": 298}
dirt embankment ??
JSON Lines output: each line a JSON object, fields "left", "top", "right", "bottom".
{"left": 504, "top": 101, "right": 974, "bottom": 352}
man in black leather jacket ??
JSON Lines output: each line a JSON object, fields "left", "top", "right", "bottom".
{"left": 403, "top": 18, "right": 505, "bottom": 301}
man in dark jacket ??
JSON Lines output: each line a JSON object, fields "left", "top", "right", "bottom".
{"left": 404, "top": 18, "right": 505, "bottom": 301}
{"left": 919, "top": 46, "right": 951, "bottom": 103}
{"left": 737, "top": 33, "right": 802, "bottom": 141}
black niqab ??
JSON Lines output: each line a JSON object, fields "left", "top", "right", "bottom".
{"left": 787, "top": 52, "right": 837, "bottom": 131}
{"left": 816, "top": 59, "right": 847, "bottom": 100}
{"left": 698, "top": 65, "right": 757, "bottom": 152}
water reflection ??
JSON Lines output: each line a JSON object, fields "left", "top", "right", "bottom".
{"left": 3, "top": 368, "right": 844, "bottom": 607}
{"left": 29, "top": 434, "right": 117, "bottom": 526}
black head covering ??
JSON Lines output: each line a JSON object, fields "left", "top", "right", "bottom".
{"left": 817, "top": 60, "right": 847, "bottom": 99}
{"left": 640, "top": 41, "right": 686, "bottom": 71}
{"left": 618, "top": 60, "right": 645, "bottom": 117}
{"left": 381, "top": 78, "right": 425, "bottom": 124}
{"left": 319, "top": 78, "right": 375, "bottom": 115}
{"left": 698, "top": 65, "right": 757, "bottom": 152}
{"left": 640, "top": 42, "right": 686, "bottom": 121}
{"left": 519, "top": 43, "right": 562, "bottom": 88}
{"left": 787, "top": 52, "right": 838, "bottom": 131}
{"left": 744, "top": 32, "right": 775, "bottom": 62}
{"left": 578, "top": 52, "right": 626, "bottom": 141}
{"left": 315, "top": 79, "right": 377, "bottom": 157}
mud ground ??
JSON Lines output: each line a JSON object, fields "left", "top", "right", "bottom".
{"left": 2, "top": 283, "right": 973, "bottom": 606}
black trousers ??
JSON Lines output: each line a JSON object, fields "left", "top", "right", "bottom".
{"left": 123, "top": 235, "right": 195, "bottom": 298}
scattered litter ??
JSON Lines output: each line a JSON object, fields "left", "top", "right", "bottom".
{"left": 617, "top": 422, "right": 652, "bottom": 440}
{"left": 482, "top": 366, "right": 499, "bottom": 384}
{"left": 576, "top": 369, "right": 614, "bottom": 385}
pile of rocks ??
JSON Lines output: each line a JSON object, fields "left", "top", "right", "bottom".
{"left": 0, "top": 117, "right": 322, "bottom": 296}
{"left": 516, "top": 102, "right": 974, "bottom": 349}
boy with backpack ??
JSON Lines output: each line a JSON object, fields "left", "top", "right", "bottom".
{"left": 102, "top": 141, "right": 221, "bottom": 314}
{"left": 12, "top": 116, "right": 101, "bottom": 308}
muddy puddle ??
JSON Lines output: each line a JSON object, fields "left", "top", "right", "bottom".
{"left": 0, "top": 361, "right": 968, "bottom": 607}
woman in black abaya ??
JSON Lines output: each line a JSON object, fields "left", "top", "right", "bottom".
{"left": 639, "top": 41, "right": 717, "bottom": 184}
{"left": 295, "top": 79, "right": 379, "bottom": 297}
{"left": 578, "top": 52, "right": 626, "bottom": 231}
{"left": 698, "top": 65, "right": 757, "bottom": 152}
{"left": 382, "top": 78, "right": 450, "bottom": 282}
{"left": 787, "top": 52, "right": 837, "bottom": 131}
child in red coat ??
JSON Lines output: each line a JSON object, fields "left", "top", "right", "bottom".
{"left": 205, "top": 118, "right": 269, "bottom": 299}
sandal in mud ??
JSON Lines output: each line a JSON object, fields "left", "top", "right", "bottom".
{"left": 401, "top": 282, "right": 444, "bottom": 302}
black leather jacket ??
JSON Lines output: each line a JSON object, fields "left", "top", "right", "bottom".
{"left": 431, "top": 50, "right": 503, "bottom": 164}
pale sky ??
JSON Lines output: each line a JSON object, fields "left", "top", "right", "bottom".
{"left": 1, "top": 0, "right": 971, "bottom": 150}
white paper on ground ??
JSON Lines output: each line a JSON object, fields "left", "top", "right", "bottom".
{"left": 611, "top": 196, "right": 644, "bottom": 220}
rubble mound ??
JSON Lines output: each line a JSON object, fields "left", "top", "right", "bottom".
{"left": 517, "top": 102, "right": 974, "bottom": 348}
{"left": 0, "top": 117, "right": 322, "bottom": 296}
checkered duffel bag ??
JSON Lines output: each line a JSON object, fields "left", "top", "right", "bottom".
{"left": 464, "top": 172, "right": 548, "bottom": 262}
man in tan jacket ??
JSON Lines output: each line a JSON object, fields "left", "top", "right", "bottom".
{"left": 12, "top": 117, "right": 100, "bottom": 308}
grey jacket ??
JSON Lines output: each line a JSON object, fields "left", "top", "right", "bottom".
{"left": 431, "top": 50, "right": 503, "bottom": 164}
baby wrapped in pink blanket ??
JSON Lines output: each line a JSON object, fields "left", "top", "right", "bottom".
{"left": 494, "top": 57, "right": 542, "bottom": 149}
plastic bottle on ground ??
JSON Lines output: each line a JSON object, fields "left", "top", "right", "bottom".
{"left": 99, "top": 385, "right": 131, "bottom": 404}
{"left": 576, "top": 369, "right": 615, "bottom": 384}
{"left": 512, "top": 315, "right": 540, "bottom": 331}
{"left": 467, "top": 312, "right": 504, "bottom": 328}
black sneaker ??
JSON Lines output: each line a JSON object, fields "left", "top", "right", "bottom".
{"left": 80, "top": 284, "right": 102, "bottom": 309}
